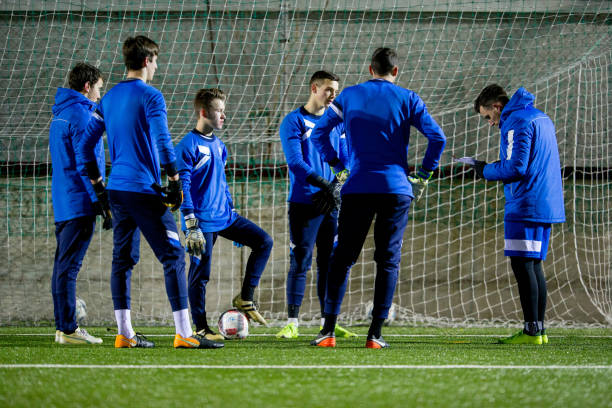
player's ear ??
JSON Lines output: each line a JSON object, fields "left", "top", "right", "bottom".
{"left": 368, "top": 65, "right": 374, "bottom": 76}
{"left": 310, "top": 82, "right": 318, "bottom": 94}
{"left": 391, "top": 66, "right": 399, "bottom": 77}
{"left": 199, "top": 107, "right": 207, "bottom": 119}
{"left": 82, "top": 81, "right": 91, "bottom": 93}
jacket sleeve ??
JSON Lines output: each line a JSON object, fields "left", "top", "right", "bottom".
{"left": 483, "top": 123, "right": 532, "bottom": 182}
{"left": 176, "top": 139, "right": 195, "bottom": 218}
{"left": 337, "top": 122, "right": 350, "bottom": 170}
{"left": 409, "top": 93, "right": 446, "bottom": 171}
{"left": 279, "top": 114, "right": 318, "bottom": 181}
{"left": 73, "top": 110, "right": 99, "bottom": 203}
{"left": 222, "top": 143, "right": 234, "bottom": 209}
{"left": 145, "top": 90, "right": 176, "bottom": 167}
{"left": 310, "top": 98, "right": 345, "bottom": 171}
{"left": 78, "top": 108, "right": 106, "bottom": 181}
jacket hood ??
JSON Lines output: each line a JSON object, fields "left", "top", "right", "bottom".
{"left": 52, "top": 87, "right": 95, "bottom": 116}
{"left": 500, "top": 87, "right": 534, "bottom": 126}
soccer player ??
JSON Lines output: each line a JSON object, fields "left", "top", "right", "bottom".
{"left": 79, "top": 36, "right": 222, "bottom": 349}
{"left": 309, "top": 47, "right": 446, "bottom": 348}
{"left": 472, "top": 84, "right": 565, "bottom": 345}
{"left": 50, "top": 62, "right": 109, "bottom": 345}
{"left": 175, "top": 88, "right": 273, "bottom": 337}
{"left": 276, "top": 71, "right": 356, "bottom": 339}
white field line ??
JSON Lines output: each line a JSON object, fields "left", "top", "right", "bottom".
{"left": 2, "top": 333, "right": 612, "bottom": 338}
{"left": 0, "top": 364, "right": 610, "bottom": 370}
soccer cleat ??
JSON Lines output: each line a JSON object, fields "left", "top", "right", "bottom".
{"left": 310, "top": 331, "right": 336, "bottom": 347}
{"left": 174, "top": 332, "right": 224, "bottom": 349}
{"left": 498, "top": 330, "right": 542, "bottom": 345}
{"left": 114, "top": 333, "right": 155, "bottom": 348}
{"left": 365, "top": 335, "right": 390, "bottom": 349}
{"left": 59, "top": 327, "right": 103, "bottom": 345}
{"left": 276, "top": 322, "right": 299, "bottom": 339}
{"left": 55, "top": 330, "right": 60, "bottom": 343}
{"left": 541, "top": 330, "right": 549, "bottom": 344}
{"left": 319, "top": 324, "right": 358, "bottom": 338}
{"left": 196, "top": 328, "right": 225, "bottom": 342}
{"left": 232, "top": 295, "right": 268, "bottom": 326}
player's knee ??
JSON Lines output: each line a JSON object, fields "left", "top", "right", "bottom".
{"left": 259, "top": 233, "right": 273, "bottom": 252}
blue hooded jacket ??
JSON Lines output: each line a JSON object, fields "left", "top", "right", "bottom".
{"left": 50, "top": 88, "right": 105, "bottom": 222}
{"left": 483, "top": 87, "right": 566, "bottom": 223}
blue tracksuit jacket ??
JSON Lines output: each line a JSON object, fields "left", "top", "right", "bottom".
{"left": 175, "top": 129, "right": 237, "bottom": 232}
{"left": 50, "top": 88, "right": 105, "bottom": 222}
{"left": 483, "top": 87, "right": 566, "bottom": 223}
{"left": 310, "top": 78, "right": 446, "bottom": 196}
{"left": 280, "top": 106, "right": 348, "bottom": 204}
{"left": 79, "top": 78, "right": 175, "bottom": 194}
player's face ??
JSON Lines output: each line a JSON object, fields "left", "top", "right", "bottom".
{"left": 145, "top": 55, "right": 158, "bottom": 81}
{"left": 479, "top": 104, "right": 502, "bottom": 127}
{"left": 85, "top": 78, "right": 104, "bottom": 102}
{"left": 204, "top": 98, "right": 226, "bottom": 130}
{"left": 86, "top": 78, "right": 103, "bottom": 102}
{"left": 314, "top": 79, "right": 339, "bottom": 108}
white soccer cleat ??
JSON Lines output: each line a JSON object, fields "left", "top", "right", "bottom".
{"left": 55, "top": 330, "right": 61, "bottom": 343}
{"left": 59, "top": 327, "right": 103, "bottom": 345}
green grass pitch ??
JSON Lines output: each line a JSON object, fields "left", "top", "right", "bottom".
{"left": 1, "top": 326, "right": 611, "bottom": 407}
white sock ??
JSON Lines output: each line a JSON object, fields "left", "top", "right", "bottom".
{"left": 320, "top": 317, "right": 325, "bottom": 327}
{"left": 173, "top": 309, "right": 193, "bottom": 338}
{"left": 288, "top": 318, "right": 299, "bottom": 327}
{"left": 115, "top": 309, "right": 135, "bottom": 339}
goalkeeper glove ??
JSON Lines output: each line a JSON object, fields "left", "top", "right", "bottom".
{"left": 184, "top": 217, "right": 205, "bottom": 256}
{"left": 308, "top": 175, "right": 341, "bottom": 214}
{"left": 471, "top": 160, "right": 487, "bottom": 179}
{"left": 233, "top": 241, "right": 244, "bottom": 248}
{"left": 92, "top": 181, "right": 113, "bottom": 230}
{"left": 408, "top": 167, "right": 433, "bottom": 202}
{"left": 152, "top": 179, "right": 183, "bottom": 212}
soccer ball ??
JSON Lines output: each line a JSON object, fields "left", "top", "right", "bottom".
{"left": 365, "top": 301, "right": 396, "bottom": 326}
{"left": 75, "top": 297, "right": 87, "bottom": 323}
{"left": 218, "top": 309, "right": 249, "bottom": 340}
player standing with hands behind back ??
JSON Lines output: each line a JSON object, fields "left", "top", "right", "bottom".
{"left": 79, "top": 36, "right": 222, "bottom": 349}
{"left": 310, "top": 47, "right": 446, "bottom": 348}
{"left": 472, "top": 84, "right": 565, "bottom": 344}
{"left": 50, "top": 62, "right": 109, "bottom": 345}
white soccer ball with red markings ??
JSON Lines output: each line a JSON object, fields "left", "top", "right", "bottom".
{"left": 218, "top": 309, "right": 249, "bottom": 340}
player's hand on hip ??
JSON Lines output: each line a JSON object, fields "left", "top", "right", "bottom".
{"left": 152, "top": 179, "right": 184, "bottom": 212}
{"left": 184, "top": 217, "right": 205, "bottom": 256}
{"left": 408, "top": 167, "right": 433, "bottom": 202}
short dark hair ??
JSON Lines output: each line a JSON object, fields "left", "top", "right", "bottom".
{"left": 474, "top": 84, "right": 510, "bottom": 114}
{"left": 371, "top": 47, "right": 397, "bottom": 76}
{"left": 68, "top": 62, "right": 102, "bottom": 92}
{"left": 194, "top": 88, "right": 226, "bottom": 114}
{"left": 122, "top": 35, "right": 159, "bottom": 70}
{"left": 309, "top": 70, "right": 339, "bottom": 86}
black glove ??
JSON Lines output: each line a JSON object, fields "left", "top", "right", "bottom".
{"left": 472, "top": 160, "right": 487, "bottom": 179}
{"left": 92, "top": 181, "right": 112, "bottom": 230}
{"left": 152, "top": 179, "right": 183, "bottom": 212}
{"left": 308, "top": 175, "right": 341, "bottom": 215}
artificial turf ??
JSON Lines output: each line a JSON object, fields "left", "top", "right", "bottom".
{"left": 0, "top": 326, "right": 610, "bottom": 407}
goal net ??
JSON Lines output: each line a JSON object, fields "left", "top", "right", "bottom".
{"left": 1, "top": 0, "right": 610, "bottom": 327}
